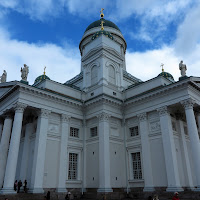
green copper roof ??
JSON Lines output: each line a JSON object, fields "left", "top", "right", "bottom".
{"left": 34, "top": 74, "right": 50, "bottom": 84}
{"left": 91, "top": 30, "right": 114, "bottom": 40}
{"left": 158, "top": 72, "right": 174, "bottom": 80}
{"left": 85, "top": 18, "right": 121, "bottom": 32}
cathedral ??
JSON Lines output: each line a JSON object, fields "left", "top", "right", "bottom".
{"left": 0, "top": 9, "right": 200, "bottom": 197}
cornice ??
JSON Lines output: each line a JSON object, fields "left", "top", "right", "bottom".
{"left": 84, "top": 93, "right": 123, "bottom": 108}
{"left": 18, "top": 84, "right": 82, "bottom": 108}
{"left": 125, "top": 80, "right": 191, "bottom": 106}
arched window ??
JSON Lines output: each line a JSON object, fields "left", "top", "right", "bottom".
{"left": 109, "top": 65, "right": 116, "bottom": 84}
{"left": 91, "top": 66, "right": 98, "bottom": 85}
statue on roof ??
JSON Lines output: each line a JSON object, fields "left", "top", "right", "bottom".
{"left": 179, "top": 60, "right": 187, "bottom": 77}
{"left": 0, "top": 70, "right": 7, "bottom": 83}
{"left": 21, "top": 64, "right": 29, "bottom": 81}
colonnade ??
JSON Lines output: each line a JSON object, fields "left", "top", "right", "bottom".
{"left": 0, "top": 102, "right": 71, "bottom": 194}
{"left": 127, "top": 98, "right": 200, "bottom": 192}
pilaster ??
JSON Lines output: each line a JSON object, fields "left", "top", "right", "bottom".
{"left": 181, "top": 99, "right": 200, "bottom": 190}
{"left": 56, "top": 114, "right": 71, "bottom": 193}
{"left": 19, "top": 122, "right": 34, "bottom": 182}
{"left": 157, "top": 106, "right": 183, "bottom": 192}
{"left": 137, "top": 112, "right": 154, "bottom": 192}
{"left": 97, "top": 112, "right": 113, "bottom": 192}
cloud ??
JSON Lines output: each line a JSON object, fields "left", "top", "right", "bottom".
{"left": 126, "top": 45, "right": 200, "bottom": 82}
{"left": 0, "top": 0, "right": 66, "bottom": 21}
{"left": 174, "top": 3, "right": 200, "bottom": 55}
{"left": 0, "top": 28, "right": 80, "bottom": 85}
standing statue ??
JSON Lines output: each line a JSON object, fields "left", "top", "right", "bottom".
{"left": 0, "top": 70, "right": 7, "bottom": 83}
{"left": 21, "top": 64, "right": 29, "bottom": 81}
{"left": 179, "top": 60, "right": 187, "bottom": 77}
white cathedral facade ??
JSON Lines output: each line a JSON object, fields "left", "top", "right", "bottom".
{"left": 0, "top": 11, "right": 200, "bottom": 196}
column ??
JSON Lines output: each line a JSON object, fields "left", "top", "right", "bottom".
{"left": 196, "top": 111, "right": 200, "bottom": 133}
{"left": 97, "top": 112, "right": 113, "bottom": 192}
{"left": 29, "top": 109, "right": 51, "bottom": 193}
{"left": 0, "top": 118, "right": 3, "bottom": 142}
{"left": 137, "top": 113, "right": 155, "bottom": 192}
{"left": 56, "top": 114, "right": 70, "bottom": 193}
{"left": 19, "top": 122, "right": 34, "bottom": 182}
{"left": 0, "top": 115, "right": 13, "bottom": 188}
{"left": 181, "top": 99, "right": 200, "bottom": 190}
{"left": 176, "top": 114, "right": 194, "bottom": 190}
{"left": 1, "top": 103, "right": 26, "bottom": 194}
{"left": 157, "top": 106, "right": 183, "bottom": 192}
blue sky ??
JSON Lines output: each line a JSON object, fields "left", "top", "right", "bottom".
{"left": 0, "top": 0, "right": 200, "bottom": 84}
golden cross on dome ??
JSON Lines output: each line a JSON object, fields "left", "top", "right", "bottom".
{"left": 100, "top": 20, "right": 105, "bottom": 30}
{"left": 160, "top": 63, "right": 164, "bottom": 72}
{"left": 100, "top": 8, "right": 104, "bottom": 18}
{"left": 44, "top": 66, "right": 46, "bottom": 75}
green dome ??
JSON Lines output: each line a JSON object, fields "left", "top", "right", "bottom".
{"left": 34, "top": 74, "right": 50, "bottom": 84}
{"left": 85, "top": 18, "right": 121, "bottom": 32}
{"left": 158, "top": 72, "right": 174, "bottom": 80}
{"left": 91, "top": 30, "right": 114, "bottom": 40}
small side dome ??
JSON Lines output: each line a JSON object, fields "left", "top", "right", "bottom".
{"left": 158, "top": 72, "right": 174, "bottom": 81}
{"left": 91, "top": 30, "right": 114, "bottom": 40}
{"left": 34, "top": 74, "right": 50, "bottom": 84}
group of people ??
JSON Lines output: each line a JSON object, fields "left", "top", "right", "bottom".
{"left": 14, "top": 179, "right": 27, "bottom": 193}
{"left": 148, "top": 192, "right": 180, "bottom": 200}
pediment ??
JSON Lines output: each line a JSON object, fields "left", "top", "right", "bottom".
{"left": 0, "top": 82, "right": 18, "bottom": 98}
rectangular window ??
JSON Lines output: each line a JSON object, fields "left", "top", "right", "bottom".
{"left": 68, "top": 153, "right": 78, "bottom": 180}
{"left": 70, "top": 127, "right": 79, "bottom": 138}
{"left": 129, "top": 126, "right": 139, "bottom": 137}
{"left": 132, "top": 152, "right": 142, "bottom": 180}
{"left": 90, "top": 127, "right": 98, "bottom": 137}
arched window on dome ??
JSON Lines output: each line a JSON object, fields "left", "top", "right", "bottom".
{"left": 91, "top": 65, "right": 98, "bottom": 85}
{"left": 109, "top": 65, "right": 116, "bottom": 85}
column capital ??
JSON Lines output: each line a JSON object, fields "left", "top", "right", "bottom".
{"left": 38, "top": 109, "right": 51, "bottom": 119}
{"left": 14, "top": 102, "right": 27, "bottom": 113}
{"left": 137, "top": 112, "right": 147, "bottom": 122}
{"left": 181, "top": 98, "right": 195, "bottom": 110}
{"left": 97, "top": 112, "right": 111, "bottom": 122}
{"left": 157, "top": 106, "right": 169, "bottom": 116}
{"left": 61, "top": 114, "right": 71, "bottom": 123}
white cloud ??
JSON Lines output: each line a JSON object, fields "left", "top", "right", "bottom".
{"left": 0, "top": 28, "right": 81, "bottom": 85}
{"left": 0, "top": 0, "right": 66, "bottom": 21}
{"left": 174, "top": 3, "right": 200, "bottom": 55}
{"left": 126, "top": 45, "right": 200, "bottom": 82}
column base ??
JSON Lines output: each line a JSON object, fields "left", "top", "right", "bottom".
{"left": 97, "top": 188, "right": 113, "bottom": 193}
{"left": 56, "top": 188, "right": 67, "bottom": 193}
{"left": 143, "top": 186, "right": 155, "bottom": 192}
{"left": 28, "top": 187, "right": 44, "bottom": 194}
{"left": 166, "top": 186, "right": 184, "bottom": 192}
{"left": 0, "top": 188, "right": 17, "bottom": 194}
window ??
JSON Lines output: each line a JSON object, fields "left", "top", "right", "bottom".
{"left": 91, "top": 66, "right": 98, "bottom": 85}
{"left": 70, "top": 127, "right": 79, "bottom": 138}
{"left": 68, "top": 153, "right": 78, "bottom": 180}
{"left": 132, "top": 152, "right": 142, "bottom": 179}
{"left": 129, "top": 126, "right": 139, "bottom": 137}
{"left": 90, "top": 127, "right": 98, "bottom": 137}
{"left": 109, "top": 66, "right": 115, "bottom": 84}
